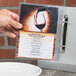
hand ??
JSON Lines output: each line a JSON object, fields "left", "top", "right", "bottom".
{"left": 0, "top": 9, "right": 22, "bottom": 38}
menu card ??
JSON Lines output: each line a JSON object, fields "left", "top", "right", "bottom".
{"left": 17, "top": 3, "right": 58, "bottom": 60}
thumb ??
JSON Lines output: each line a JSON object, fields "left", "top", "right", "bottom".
{"left": 9, "top": 18, "right": 22, "bottom": 29}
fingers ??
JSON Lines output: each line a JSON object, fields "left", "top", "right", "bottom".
{"left": 8, "top": 25, "right": 18, "bottom": 35}
{"left": 6, "top": 25, "right": 18, "bottom": 35}
{"left": 9, "top": 12, "right": 19, "bottom": 22}
{"left": 8, "top": 11, "right": 22, "bottom": 29}
{"left": 2, "top": 30, "right": 16, "bottom": 38}
{"left": 9, "top": 18, "right": 22, "bottom": 29}
{"left": 7, "top": 10, "right": 19, "bottom": 22}
{"left": 1, "top": 25, "right": 18, "bottom": 38}
{"left": 0, "top": 9, "right": 21, "bottom": 38}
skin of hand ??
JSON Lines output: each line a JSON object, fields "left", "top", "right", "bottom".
{"left": 0, "top": 9, "right": 22, "bottom": 38}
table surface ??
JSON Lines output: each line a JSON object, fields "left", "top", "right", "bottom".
{"left": 40, "top": 69, "right": 76, "bottom": 76}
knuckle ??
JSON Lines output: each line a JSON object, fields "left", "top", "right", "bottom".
{"left": 7, "top": 17, "right": 11, "bottom": 23}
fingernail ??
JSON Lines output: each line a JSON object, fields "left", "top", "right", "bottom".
{"left": 19, "top": 23, "right": 22, "bottom": 28}
{"left": 12, "top": 34, "right": 16, "bottom": 38}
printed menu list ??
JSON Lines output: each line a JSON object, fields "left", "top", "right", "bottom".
{"left": 18, "top": 31, "right": 55, "bottom": 60}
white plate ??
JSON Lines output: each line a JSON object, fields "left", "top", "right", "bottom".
{"left": 0, "top": 62, "right": 42, "bottom": 76}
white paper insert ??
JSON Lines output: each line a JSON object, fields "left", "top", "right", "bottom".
{"left": 18, "top": 32, "right": 54, "bottom": 59}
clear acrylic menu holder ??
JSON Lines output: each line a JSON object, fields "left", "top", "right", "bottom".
{"left": 38, "top": 6, "right": 76, "bottom": 72}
